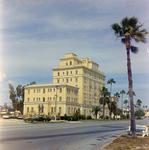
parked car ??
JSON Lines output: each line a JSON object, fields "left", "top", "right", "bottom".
{"left": 18, "top": 115, "right": 23, "bottom": 119}
{"left": 3, "top": 115, "right": 10, "bottom": 119}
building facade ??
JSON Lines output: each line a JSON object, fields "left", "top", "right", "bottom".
{"left": 24, "top": 53, "right": 117, "bottom": 118}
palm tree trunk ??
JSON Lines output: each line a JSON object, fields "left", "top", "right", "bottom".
{"left": 110, "top": 84, "right": 112, "bottom": 120}
{"left": 103, "top": 95, "right": 104, "bottom": 120}
{"left": 126, "top": 39, "right": 136, "bottom": 137}
{"left": 122, "top": 94, "right": 123, "bottom": 120}
{"left": 125, "top": 103, "right": 127, "bottom": 119}
{"left": 116, "top": 97, "right": 117, "bottom": 120}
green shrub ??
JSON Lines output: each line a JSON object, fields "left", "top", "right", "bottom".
{"left": 80, "top": 115, "right": 85, "bottom": 120}
{"left": 23, "top": 119, "right": 27, "bottom": 122}
{"left": 87, "top": 115, "right": 92, "bottom": 119}
{"left": 105, "top": 115, "right": 109, "bottom": 119}
{"left": 100, "top": 115, "right": 103, "bottom": 119}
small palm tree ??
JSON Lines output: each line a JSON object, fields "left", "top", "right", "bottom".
{"left": 136, "top": 99, "right": 142, "bottom": 117}
{"left": 124, "top": 99, "right": 128, "bottom": 119}
{"left": 120, "top": 90, "right": 126, "bottom": 120}
{"left": 114, "top": 92, "right": 120, "bottom": 120}
{"left": 107, "top": 78, "right": 116, "bottom": 120}
{"left": 108, "top": 101, "right": 116, "bottom": 119}
{"left": 92, "top": 106, "right": 102, "bottom": 120}
{"left": 99, "top": 86, "right": 110, "bottom": 120}
{"left": 111, "top": 16, "right": 148, "bottom": 137}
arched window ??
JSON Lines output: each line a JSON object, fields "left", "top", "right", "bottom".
{"left": 59, "top": 107, "right": 61, "bottom": 113}
{"left": 57, "top": 79, "right": 59, "bottom": 83}
{"left": 70, "top": 61, "right": 72, "bottom": 65}
{"left": 58, "top": 72, "right": 60, "bottom": 76}
{"left": 75, "top": 78, "right": 78, "bottom": 82}
{"left": 60, "top": 88, "right": 62, "bottom": 93}
{"left": 59, "top": 97, "right": 62, "bottom": 102}
{"left": 68, "top": 107, "right": 70, "bottom": 113}
{"left": 66, "top": 79, "right": 68, "bottom": 83}
{"left": 28, "top": 98, "right": 30, "bottom": 102}
{"left": 67, "top": 71, "right": 69, "bottom": 75}
{"left": 76, "top": 70, "right": 78, "bottom": 75}
{"left": 53, "top": 97, "right": 55, "bottom": 101}
{"left": 51, "top": 107, "right": 53, "bottom": 113}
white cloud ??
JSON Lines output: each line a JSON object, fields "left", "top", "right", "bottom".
{"left": 7, "top": 80, "right": 15, "bottom": 86}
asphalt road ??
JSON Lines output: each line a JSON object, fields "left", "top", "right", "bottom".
{"left": 0, "top": 119, "right": 149, "bottom": 150}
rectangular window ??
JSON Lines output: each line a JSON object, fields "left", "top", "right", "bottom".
{"left": 59, "top": 107, "right": 61, "bottom": 113}
{"left": 28, "top": 90, "right": 30, "bottom": 94}
{"left": 43, "top": 97, "right": 45, "bottom": 102}
{"left": 43, "top": 89, "right": 45, "bottom": 93}
{"left": 75, "top": 78, "right": 77, "bottom": 82}
{"left": 60, "top": 88, "right": 62, "bottom": 93}
{"left": 84, "top": 110, "right": 86, "bottom": 116}
{"left": 28, "top": 98, "right": 30, "bottom": 102}
{"left": 89, "top": 110, "right": 91, "bottom": 116}
{"left": 51, "top": 107, "right": 53, "bottom": 113}
{"left": 31, "top": 107, "right": 33, "bottom": 113}
{"left": 27, "top": 107, "right": 29, "bottom": 113}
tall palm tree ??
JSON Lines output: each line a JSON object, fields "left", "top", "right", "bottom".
{"left": 107, "top": 78, "right": 116, "bottom": 120}
{"left": 99, "top": 86, "right": 110, "bottom": 120}
{"left": 120, "top": 90, "right": 126, "bottom": 120}
{"left": 111, "top": 17, "right": 148, "bottom": 137}
{"left": 124, "top": 99, "right": 128, "bottom": 119}
{"left": 92, "top": 106, "right": 102, "bottom": 120}
{"left": 114, "top": 92, "right": 120, "bottom": 120}
{"left": 136, "top": 99, "right": 142, "bottom": 117}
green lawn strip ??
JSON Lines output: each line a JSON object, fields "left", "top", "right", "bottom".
{"left": 26, "top": 121, "right": 67, "bottom": 124}
{"left": 102, "top": 126, "right": 149, "bottom": 150}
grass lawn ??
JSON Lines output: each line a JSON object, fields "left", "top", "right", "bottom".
{"left": 25, "top": 120, "right": 67, "bottom": 124}
{"left": 101, "top": 126, "right": 149, "bottom": 150}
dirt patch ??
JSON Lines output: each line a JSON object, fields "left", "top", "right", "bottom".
{"left": 101, "top": 126, "right": 149, "bottom": 150}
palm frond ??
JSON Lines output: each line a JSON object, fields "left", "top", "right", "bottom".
{"left": 121, "top": 16, "right": 129, "bottom": 28}
{"left": 111, "top": 23, "right": 122, "bottom": 36}
{"left": 121, "top": 38, "right": 126, "bottom": 44}
{"left": 128, "top": 17, "right": 138, "bottom": 28}
{"left": 133, "top": 30, "right": 148, "bottom": 43}
{"left": 130, "top": 45, "right": 139, "bottom": 54}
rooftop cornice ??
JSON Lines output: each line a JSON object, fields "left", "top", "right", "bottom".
{"left": 52, "top": 65, "right": 105, "bottom": 76}
{"left": 24, "top": 83, "right": 79, "bottom": 89}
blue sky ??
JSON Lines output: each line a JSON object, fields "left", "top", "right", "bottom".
{"left": 0, "top": 0, "right": 149, "bottom": 109}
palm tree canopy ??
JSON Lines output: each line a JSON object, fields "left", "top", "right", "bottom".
{"left": 120, "top": 90, "right": 126, "bottom": 95}
{"left": 92, "top": 106, "right": 102, "bottom": 114}
{"left": 124, "top": 99, "right": 128, "bottom": 104}
{"left": 108, "top": 101, "right": 116, "bottom": 114}
{"left": 136, "top": 99, "right": 142, "bottom": 106}
{"left": 107, "top": 78, "right": 116, "bottom": 85}
{"left": 111, "top": 16, "right": 148, "bottom": 54}
{"left": 99, "top": 97, "right": 110, "bottom": 106}
{"left": 114, "top": 92, "right": 120, "bottom": 98}
{"left": 127, "top": 91, "right": 136, "bottom": 96}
